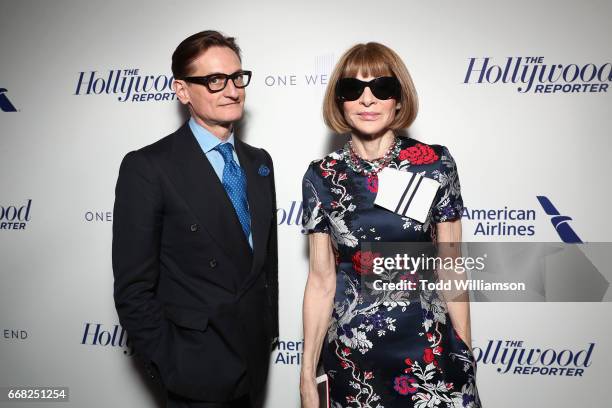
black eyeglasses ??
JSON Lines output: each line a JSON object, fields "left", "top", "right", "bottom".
{"left": 335, "top": 76, "right": 401, "bottom": 101}
{"left": 181, "top": 70, "right": 252, "bottom": 93}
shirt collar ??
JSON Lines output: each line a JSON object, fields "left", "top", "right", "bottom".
{"left": 188, "top": 117, "right": 235, "bottom": 154}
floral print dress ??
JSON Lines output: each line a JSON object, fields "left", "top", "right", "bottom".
{"left": 302, "top": 136, "right": 481, "bottom": 408}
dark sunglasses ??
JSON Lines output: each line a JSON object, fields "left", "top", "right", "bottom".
{"left": 335, "top": 76, "right": 401, "bottom": 101}
{"left": 181, "top": 70, "right": 252, "bottom": 93}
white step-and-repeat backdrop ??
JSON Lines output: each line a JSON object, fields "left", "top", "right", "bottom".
{"left": 1, "top": 0, "right": 611, "bottom": 407}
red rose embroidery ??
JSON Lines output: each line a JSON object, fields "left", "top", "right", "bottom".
{"left": 366, "top": 175, "right": 378, "bottom": 193}
{"left": 423, "top": 348, "right": 436, "bottom": 364}
{"left": 399, "top": 143, "right": 439, "bottom": 165}
{"left": 393, "top": 375, "right": 417, "bottom": 395}
{"left": 403, "top": 357, "right": 413, "bottom": 373}
{"left": 398, "top": 149, "right": 411, "bottom": 161}
{"left": 352, "top": 251, "right": 381, "bottom": 275}
{"left": 433, "top": 346, "right": 443, "bottom": 355}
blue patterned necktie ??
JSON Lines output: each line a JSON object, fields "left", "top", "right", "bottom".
{"left": 214, "top": 143, "right": 251, "bottom": 241}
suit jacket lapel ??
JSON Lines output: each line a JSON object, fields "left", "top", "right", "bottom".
{"left": 169, "top": 123, "right": 253, "bottom": 289}
{"left": 235, "top": 138, "right": 272, "bottom": 287}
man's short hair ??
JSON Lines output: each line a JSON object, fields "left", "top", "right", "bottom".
{"left": 172, "top": 30, "right": 241, "bottom": 79}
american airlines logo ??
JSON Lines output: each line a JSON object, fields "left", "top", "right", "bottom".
{"left": 0, "top": 88, "right": 18, "bottom": 112}
{"left": 536, "top": 196, "right": 582, "bottom": 243}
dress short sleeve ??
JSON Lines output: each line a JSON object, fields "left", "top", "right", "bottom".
{"left": 301, "top": 162, "right": 331, "bottom": 234}
{"left": 431, "top": 145, "right": 464, "bottom": 223}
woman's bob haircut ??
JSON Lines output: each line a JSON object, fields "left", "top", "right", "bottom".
{"left": 323, "top": 42, "right": 419, "bottom": 134}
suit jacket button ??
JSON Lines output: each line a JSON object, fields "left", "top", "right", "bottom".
{"left": 209, "top": 259, "right": 218, "bottom": 268}
{"left": 190, "top": 223, "right": 199, "bottom": 232}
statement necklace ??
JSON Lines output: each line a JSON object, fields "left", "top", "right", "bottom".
{"left": 343, "top": 136, "right": 402, "bottom": 176}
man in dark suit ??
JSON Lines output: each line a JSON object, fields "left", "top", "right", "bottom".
{"left": 112, "top": 30, "right": 278, "bottom": 408}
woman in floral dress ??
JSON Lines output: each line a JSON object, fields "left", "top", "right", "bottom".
{"left": 300, "top": 42, "right": 481, "bottom": 408}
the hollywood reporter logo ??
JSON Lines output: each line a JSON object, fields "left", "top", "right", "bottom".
{"left": 1, "top": 199, "right": 32, "bottom": 230}
{"left": 475, "top": 340, "right": 595, "bottom": 377}
{"left": 464, "top": 57, "right": 611, "bottom": 93}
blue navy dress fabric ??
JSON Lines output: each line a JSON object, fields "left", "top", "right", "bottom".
{"left": 301, "top": 136, "right": 481, "bottom": 408}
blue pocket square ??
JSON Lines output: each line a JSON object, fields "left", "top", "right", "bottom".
{"left": 258, "top": 165, "right": 270, "bottom": 176}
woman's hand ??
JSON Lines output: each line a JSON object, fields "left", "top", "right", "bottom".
{"left": 300, "top": 372, "right": 319, "bottom": 408}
